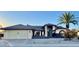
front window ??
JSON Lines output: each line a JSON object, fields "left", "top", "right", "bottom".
{"left": 59, "top": 30, "right": 65, "bottom": 36}
{"left": 0, "top": 34, "right": 4, "bottom": 37}
{"left": 35, "top": 32, "right": 40, "bottom": 36}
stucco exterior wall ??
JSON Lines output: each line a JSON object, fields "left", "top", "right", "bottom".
{"left": 2, "top": 30, "right": 33, "bottom": 39}
{"left": 55, "top": 29, "right": 67, "bottom": 34}
{"left": 52, "top": 26, "right": 56, "bottom": 30}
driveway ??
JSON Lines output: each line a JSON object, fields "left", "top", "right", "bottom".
{"left": 0, "top": 38, "right": 79, "bottom": 47}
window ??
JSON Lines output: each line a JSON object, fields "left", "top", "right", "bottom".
{"left": 35, "top": 32, "right": 40, "bottom": 36}
{"left": 0, "top": 34, "right": 4, "bottom": 37}
{"left": 59, "top": 30, "right": 65, "bottom": 36}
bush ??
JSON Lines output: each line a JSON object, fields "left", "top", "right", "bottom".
{"left": 64, "top": 30, "right": 77, "bottom": 40}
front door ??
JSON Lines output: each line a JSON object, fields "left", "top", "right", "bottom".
{"left": 48, "top": 29, "right": 52, "bottom": 37}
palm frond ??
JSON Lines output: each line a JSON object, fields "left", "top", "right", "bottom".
{"left": 57, "top": 22, "right": 65, "bottom": 25}
{"left": 58, "top": 12, "right": 78, "bottom": 29}
{"left": 70, "top": 20, "right": 78, "bottom": 25}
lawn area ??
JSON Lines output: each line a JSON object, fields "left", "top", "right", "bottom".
{"left": 0, "top": 38, "right": 79, "bottom": 47}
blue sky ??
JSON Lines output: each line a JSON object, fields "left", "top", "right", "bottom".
{"left": 0, "top": 11, "right": 79, "bottom": 29}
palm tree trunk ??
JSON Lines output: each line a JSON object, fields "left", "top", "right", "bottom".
{"left": 66, "top": 24, "right": 69, "bottom": 29}
{"left": 66, "top": 23, "right": 72, "bottom": 40}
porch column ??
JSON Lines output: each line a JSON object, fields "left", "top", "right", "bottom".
{"left": 52, "top": 26, "right": 56, "bottom": 34}
{"left": 42, "top": 31, "right": 44, "bottom": 36}
{"left": 45, "top": 26, "right": 48, "bottom": 37}
{"left": 34, "top": 31, "right": 36, "bottom": 36}
{"left": 40, "top": 31, "right": 42, "bottom": 36}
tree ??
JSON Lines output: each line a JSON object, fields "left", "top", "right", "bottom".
{"left": 58, "top": 12, "right": 78, "bottom": 40}
{"left": 58, "top": 12, "right": 78, "bottom": 29}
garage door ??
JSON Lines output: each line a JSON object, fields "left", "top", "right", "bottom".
{"left": 3, "top": 30, "right": 32, "bottom": 39}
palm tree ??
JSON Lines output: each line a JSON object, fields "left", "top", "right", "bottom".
{"left": 58, "top": 12, "right": 78, "bottom": 40}
{"left": 58, "top": 12, "right": 78, "bottom": 29}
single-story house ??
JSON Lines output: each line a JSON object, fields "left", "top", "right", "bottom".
{"left": 0, "top": 24, "right": 67, "bottom": 39}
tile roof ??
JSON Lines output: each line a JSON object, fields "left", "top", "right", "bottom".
{"left": 44, "top": 23, "right": 57, "bottom": 26}
{"left": 57, "top": 26, "right": 66, "bottom": 29}
{"left": 1, "top": 24, "right": 66, "bottom": 30}
{"left": 1, "top": 24, "right": 43, "bottom": 31}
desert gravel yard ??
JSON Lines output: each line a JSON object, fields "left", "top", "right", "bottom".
{"left": 0, "top": 38, "right": 79, "bottom": 47}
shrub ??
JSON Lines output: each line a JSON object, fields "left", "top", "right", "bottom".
{"left": 64, "top": 30, "right": 77, "bottom": 40}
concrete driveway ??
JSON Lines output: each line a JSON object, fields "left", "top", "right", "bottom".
{"left": 0, "top": 38, "right": 79, "bottom": 47}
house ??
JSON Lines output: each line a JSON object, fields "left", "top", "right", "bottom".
{"left": 0, "top": 24, "right": 67, "bottom": 39}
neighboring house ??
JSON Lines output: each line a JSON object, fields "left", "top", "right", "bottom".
{"left": 0, "top": 24, "right": 67, "bottom": 39}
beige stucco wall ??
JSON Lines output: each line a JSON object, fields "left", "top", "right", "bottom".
{"left": 2, "top": 30, "right": 33, "bottom": 39}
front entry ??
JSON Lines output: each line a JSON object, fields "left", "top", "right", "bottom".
{"left": 48, "top": 29, "right": 52, "bottom": 37}
{"left": 47, "top": 26, "right": 53, "bottom": 37}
